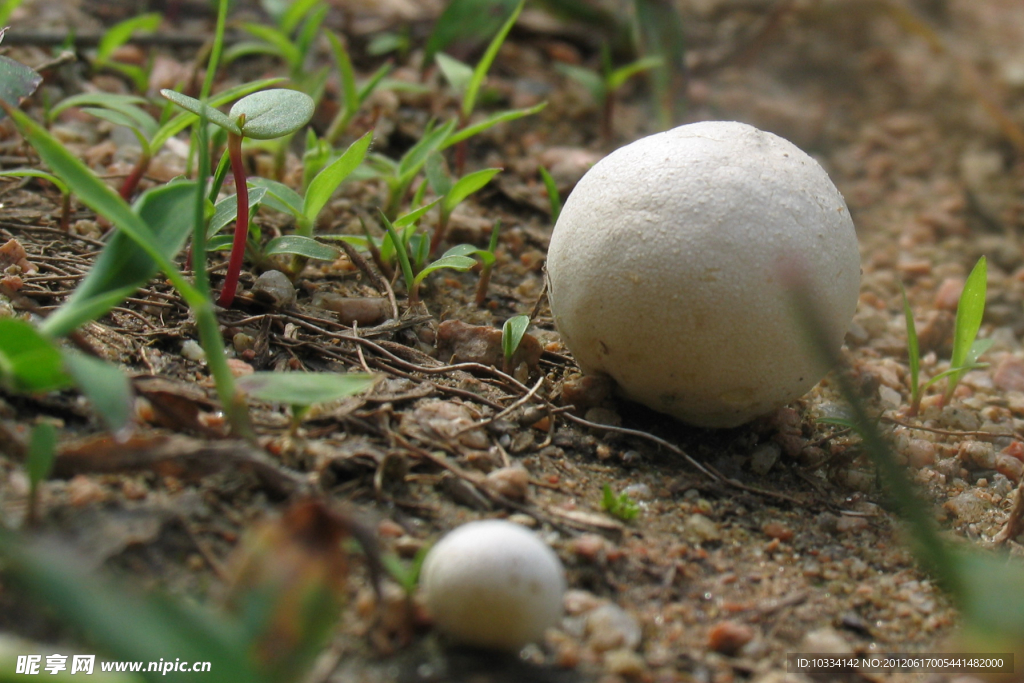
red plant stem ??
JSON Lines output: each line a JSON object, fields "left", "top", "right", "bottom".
{"left": 217, "top": 132, "right": 248, "bottom": 308}
{"left": 118, "top": 152, "right": 150, "bottom": 201}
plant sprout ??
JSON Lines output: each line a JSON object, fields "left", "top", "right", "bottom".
{"left": 379, "top": 211, "right": 476, "bottom": 304}
{"left": 474, "top": 220, "right": 501, "bottom": 306}
{"left": 25, "top": 422, "right": 57, "bottom": 527}
{"left": 424, "top": 150, "right": 501, "bottom": 253}
{"left": 601, "top": 483, "right": 639, "bottom": 522}
{"left": 538, "top": 166, "right": 561, "bottom": 223}
{"left": 0, "top": 169, "right": 70, "bottom": 230}
{"left": 91, "top": 13, "right": 161, "bottom": 93}
{"left": 235, "top": 371, "right": 378, "bottom": 435}
{"left": 501, "top": 314, "right": 530, "bottom": 374}
{"left": 902, "top": 256, "right": 991, "bottom": 415}
{"left": 160, "top": 87, "right": 315, "bottom": 307}
{"left": 556, "top": 45, "right": 662, "bottom": 141}
{"left": 324, "top": 31, "right": 392, "bottom": 145}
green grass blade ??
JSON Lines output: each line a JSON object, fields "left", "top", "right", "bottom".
{"left": 237, "top": 22, "right": 302, "bottom": 70}
{"left": 280, "top": 0, "right": 323, "bottom": 35}
{"left": 48, "top": 92, "right": 149, "bottom": 124}
{"left": 442, "top": 102, "right": 546, "bottom": 149}
{"left": 554, "top": 62, "right": 606, "bottom": 103}
{"left": 423, "top": 0, "right": 520, "bottom": 70}
{"left": 397, "top": 120, "right": 458, "bottom": 185}
{"left": 303, "top": 131, "right": 372, "bottom": 225}
{"left": 41, "top": 182, "right": 197, "bottom": 338}
{"left": 26, "top": 422, "right": 57, "bottom": 487}
{"left": 436, "top": 53, "right": 473, "bottom": 97}
{"left": 538, "top": 166, "right": 561, "bottom": 222}
{"left": 247, "top": 177, "right": 304, "bottom": 218}
{"left": 95, "top": 13, "right": 161, "bottom": 65}
{"left": 607, "top": 55, "right": 664, "bottom": 91}
{"left": 463, "top": 0, "right": 525, "bottom": 119}
{"left": 0, "top": 168, "right": 68, "bottom": 196}
{"left": 950, "top": 256, "right": 987, "bottom": 369}
{"left": 443, "top": 167, "right": 501, "bottom": 214}
{"left": 380, "top": 211, "right": 415, "bottom": 293}
{"left": 900, "top": 283, "right": 920, "bottom": 403}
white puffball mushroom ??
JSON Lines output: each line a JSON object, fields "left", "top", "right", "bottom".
{"left": 547, "top": 121, "right": 861, "bottom": 428}
{"left": 420, "top": 519, "right": 566, "bottom": 650}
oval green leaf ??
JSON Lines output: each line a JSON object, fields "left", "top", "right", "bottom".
{"left": 231, "top": 89, "right": 314, "bottom": 140}
{"left": 236, "top": 371, "right": 378, "bottom": 407}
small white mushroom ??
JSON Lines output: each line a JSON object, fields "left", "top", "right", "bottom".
{"left": 547, "top": 121, "right": 861, "bottom": 428}
{"left": 420, "top": 519, "right": 566, "bottom": 650}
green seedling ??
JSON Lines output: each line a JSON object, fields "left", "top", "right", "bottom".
{"left": 368, "top": 29, "right": 411, "bottom": 61}
{"left": 2, "top": 99, "right": 254, "bottom": 439}
{"left": 601, "top": 484, "right": 639, "bottom": 522}
{"left": 434, "top": 0, "right": 547, "bottom": 174}
{"left": 0, "top": 28, "right": 42, "bottom": 116}
{"left": 792, "top": 276, "right": 1024, "bottom": 665}
{"left": 422, "top": 0, "right": 520, "bottom": 70}
{"left": 632, "top": 0, "right": 686, "bottom": 129}
{"left": 379, "top": 211, "right": 476, "bottom": 304}
{"left": 556, "top": 45, "right": 662, "bottom": 141}
{"left": 91, "top": 13, "right": 161, "bottom": 93}
{"left": 474, "top": 219, "right": 501, "bottom": 306}
{"left": 160, "top": 87, "right": 315, "bottom": 307}
{"left": 0, "top": 168, "right": 70, "bottom": 230}
{"left": 501, "top": 314, "right": 530, "bottom": 374}
{"left": 48, "top": 79, "right": 283, "bottom": 200}
{"left": 902, "top": 256, "right": 990, "bottom": 415}
{"left": 224, "top": 0, "right": 329, "bottom": 86}
{"left": 538, "top": 166, "right": 561, "bottom": 223}
{"left": 25, "top": 422, "right": 57, "bottom": 527}
{"left": 323, "top": 31, "right": 392, "bottom": 145}
{"left": 424, "top": 150, "right": 501, "bottom": 253}
{"left": 365, "top": 119, "right": 457, "bottom": 219}
{"left": 235, "top": 371, "right": 378, "bottom": 436}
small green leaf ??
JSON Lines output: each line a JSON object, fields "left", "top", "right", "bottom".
{"left": 236, "top": 371, "right": 378, "bottom": 407}
{"left": 443, "top": 167, "right": 501, "bottom": 214}
{"left": 394, "top": 199, "right": 441, "bottom": 229}
{"left": 48, "top": 92, "right": 150, "bottom": 127}
{"left": 413, "top": 253, "right": 477, "bottom": 288}
{"left": 280, "top": 0, "right": 323, "bottom": 35}
{"left": 0, "top": 319, "right": 70, "bottom": 393}
{"left": 95, "top": 13, "right": 161, "bottom": 64}
{"left": 397, "top": 120, "right": 458, "bottom": 185}
{"left": 900, "top": 284, "right": 919, "bottom": 402}
{"left": 264, "top": 235, "right": 341, "bottom": 261}
{"left": 231, "top": 89, "right": 314, "bottom": 140}
{"left": 63, "top": 350, "right": 133, "bottom": 433}
{"left": 82, "top": 106, "right": 159, "bottom": 141}
{"left": 208, "top": 186, "right": 267, "bottom": 238}
{"left": 152, "top": 78, "right": 283, "bottom": 152}
{"left": 538, "top": 166, "right": 561, "bottom": 222}
{"left": 436, "top": 53, "right": 474, "bottom": 97}
{"left": 27, "top": 422, "right": 57, "bottom": 487}
{"left": 0, "top": 169, "right": 69, "bottom": 196}
{"left": 159, "top": 89, "right": 241, "bottom": 135}
{"left": 950, "top": 256, "right": 987, "bottom": 369}
{"left": 423, "top": 0, "right": 520, "bottom": 69}
{"left": 555, "top": 62, "right": 606, "bottom": 103}
{"left": 501, "top": 314, "right": 530, "bottom": 362}
{"left": 235, "top": 22, "right": 302, "bottom": 69}
{"left": 0, "top": 54, "right": 42, "bottom": 118}
{"left": 303, "top": 131, "right": 372, "bottom": 223}
{"left": 247, "top": 177, "right": 304, "bottom": 218}
{"left": 607, "top": 55, "right": 664, "bottom": 91}
{"left": 425, "top": 151, "right": 453, "bottom": 197}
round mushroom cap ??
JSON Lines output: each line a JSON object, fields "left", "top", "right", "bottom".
{"left": 547, "top": 121, "right": 861, "bottom": 428}
{"left": 420, "top": 519, "right": 566, "bottom": 650}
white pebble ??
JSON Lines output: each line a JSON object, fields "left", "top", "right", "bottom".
{"left": 420, "top": 519, "right": 566, "bottom": 650}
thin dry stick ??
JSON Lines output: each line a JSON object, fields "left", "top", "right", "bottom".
{"left": 994, "top": 478, "right": 1024, "bottom": 545}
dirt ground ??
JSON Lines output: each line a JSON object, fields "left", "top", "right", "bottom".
{"left": 3, "top": 0, "right": 1024, "bottom": 681}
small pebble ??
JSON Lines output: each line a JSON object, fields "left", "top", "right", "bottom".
{"left": 762, "top": 521, "right": 793, "bottom": 541}
{"left": 603, "top": 648, "right": 647, "bottom": 677}
{"left": 181, "top": 339, "right": 206, "bottom": 362}
{"left": 585, "top": 603, "right": 642, "bottom": 652}
{"left": 684, "top": 513, "right": 721, "bottom": 543}
{"left": 750, "top": 442, "right": 781, "bottom": 475}
{"left": 486, "top": 466, "right": 531, "bottom": 501}
{"left": 251, "top": 269, "right": 296, "bottom": 307}
{"left": 707, "top": 620, "right": 755, "bottom": 655}
{"left": 907, "top": 439, "right": 937, "bottom": 468}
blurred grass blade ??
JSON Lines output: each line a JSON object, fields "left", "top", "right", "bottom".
{"left": 538, "top": 166, "right": 561, "bottom": 222}
{"left": 423, "top": 0, "right": 520, "bottom": 71}
{"left": 633, "top": 0, "right": 686, "bottom": 128}
{"left": 63, "top": 351, "right": 133, "bottom": 434}
{"left": 442, "top": 102, "right": 546, "bottom": 149}
{"left": 950, "top": 256, "right": 987, "bottom": 369}
{"left": 236, "top": 372, "right": 378, "bottom": 406}
{"left": 0, "top": 319, "right": 71, "bottom": 393}
{"left": 26, "top": 422, "right": 57, "bottom": 487}
{"left": 443, "top": 167, "right": 501, "bottom": 214}
{"left": 0, "top": 530, "right": 263, "bottom": 683}
{"left": 95, "top": 13, "right": 161, "bottom": 65}
{"left": 900, "top": 283, "right": 920, "bottom": 406}
{"left": 436, "top": 53, "right": 473, "bottom": 97}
